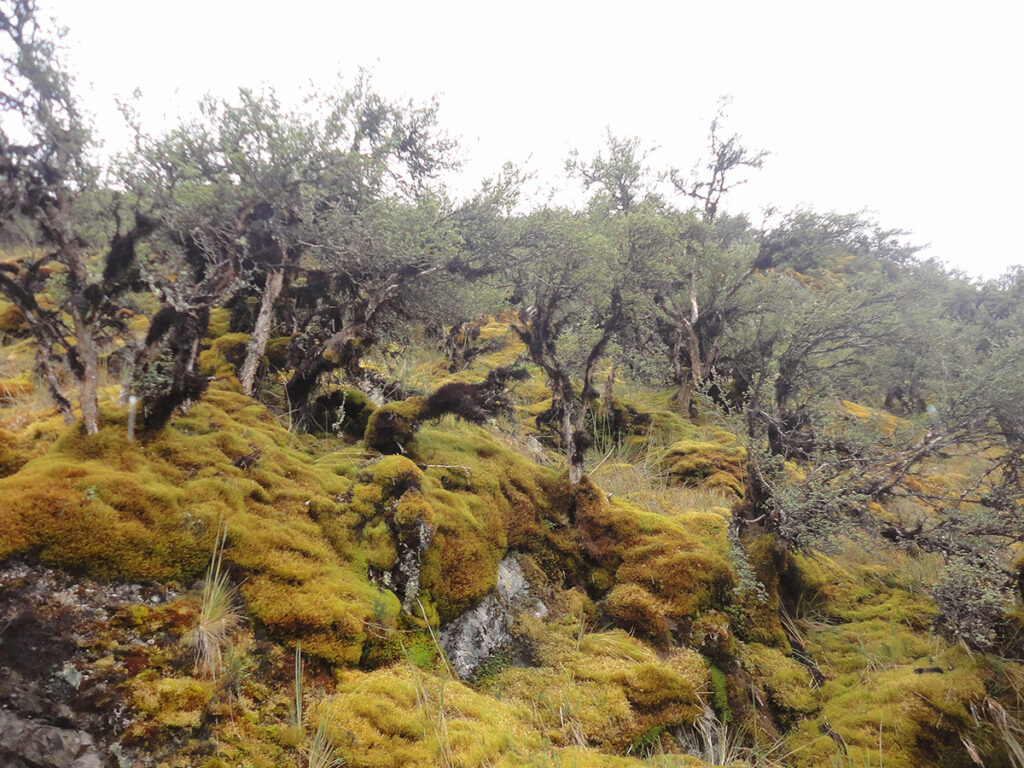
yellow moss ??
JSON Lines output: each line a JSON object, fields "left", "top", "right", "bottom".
{"left": 132, "top": 675, "right": 214, "bottom": 728}
{"left": 398, "top": 422, "right": 557, "bottom": 621}
{"left": 197, "top": 332, "right": 251, "bottom": 378}
{"left": 370, "top": 454, "right": 424, "bottom": 491}
{"left": 323, "top": 665, "right": 540, "bottom": 768}
{"left": 205, "top": 307, "right": 231, "bottom": 339}
{"left": 490, "top": 621, "right": 708, "bottom": 753}
{"left": 395, "top": 490, "right": 434, "bottom": 527}
{"left": 571, "top": 478, "right": 735, "bottom": 639}
{"left": 658, "top": 438, "right": 747, "bottom": 498}
{"left": 0, "top": 380, "right": 393, "bottom": 664}
{"left": 363, "top": 396, "right": 426, "bottom": 453}
{"left": 841, "top": 399, "right": 906, "bottom": 433}
{"left": 0, "top": 300, "right": 27, "bottom": 334}
{"left": 604, "top": 583, "right": 672, "bottom": 641}
{"left": 739, "top": 643, "right": 819, "bottom": 724}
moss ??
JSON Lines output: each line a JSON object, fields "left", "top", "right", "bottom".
{"left": 604, "top": 583, "right": 672, "bottom": 641}
{"left": 363, "top": 396, "right": 426, "bottom": 454}
{"left": 730, "top": 533, "right": 789, "bottom": 648}
{"left": 739, "top": 642, "right": 819, "bottom": 727}
{"left": 309, "top": 386, "right": 376, "bottom": 437}
{"left": 0, "top": 380, "right": 392, "bottom": 665}
{"left": 205, "top": 307, "right": 232, "bottom": 339}
{"left": 658, "top": 437, "right": 747, "bottom": 499}
{"left": 197, "top": 332, "right": 250, "bottom": 379}
{"left": 264, "top": 335, "right": 291, "bottom": 368}
{"left": 322, "top": 665, "right": 542, "bottom": 767}
{"left": 131, "top": 675, "right": 215, "bottom": 728}
{"left": 0, "top": 300, "right": 28, "bottom": 334}
{"left": 0, "top": 426, "right": 30, "bottom": 477}
{"left": 709, "top": 665, "right": 732, "bottom": 723}
{"left": 490, "top": 619, "right": 707, "bottom": 754}
{"left": 570, "top": 477, "right": 734, "bottom": 640}
{"left": 691, "top": 610, "right": 736, "bottom": 664}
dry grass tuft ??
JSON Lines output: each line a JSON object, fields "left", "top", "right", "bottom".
{"left": 185, "top": 519, "right": 241, "bottom": 681}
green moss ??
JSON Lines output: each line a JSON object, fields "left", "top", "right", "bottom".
{"left": 569, "top": 477, "right": 734, "bottom": 640}
{"left": 709, "top": 665, "right": 732, "bottom": 723}
{"left": 197, "top": 332, "right": 250, "bottom": 378}
{"left": 205, "top": 307, "right": 231, "bottom": 339}
{"left": 0, "top": 381, "right": 396, "bottom": 665}
{"left": 739, "top": 642, "right": 819, "bottom": 726}
{"left": 658, "top": 437, "right": 747, "bottom": 498}
{"left": 132, "top": 675, "right": 215, "bottom": 728}
{"left": 363, "top": 396, "right": 426, "bottom": 453}
{"left": 0, "top": 300, "right": 27, "bottom": 334}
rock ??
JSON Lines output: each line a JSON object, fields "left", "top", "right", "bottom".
{"left": 440, "top": 556, "right": 546, "bottom": 679}
{"left": 0, "top": 709, "right": 104, "bottom": 768}
{"left": 397, "top": 518, "right": 434, "bottom": 614}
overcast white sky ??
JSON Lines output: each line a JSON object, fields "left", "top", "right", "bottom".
{"left": 41, "top": 0, "right": 1024, "bottom": 278}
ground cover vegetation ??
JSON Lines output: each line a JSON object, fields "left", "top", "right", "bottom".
{"left": 0, "top": 1, "right": 1022, "bottom": 766}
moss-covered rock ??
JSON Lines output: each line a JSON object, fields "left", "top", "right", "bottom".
{"left": 363, "top": 396, "right": 426, "bottom": 454}
{"left": 658, "top": 436, "right": 747, "bottom": 499}
{"left": 569, "top": 476, "right": 735, "bottom": 642}
{"left": 0, "top": 381, "right": 395, "bottom": 665}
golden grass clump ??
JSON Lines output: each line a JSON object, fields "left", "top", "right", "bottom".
{"left": 185, "top": 520, "right": 242, "bottom": 681}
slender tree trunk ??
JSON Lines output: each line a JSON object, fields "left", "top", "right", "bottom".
{"left": 239, "top": 268, "right": 284, "bottom": 396}
{"left": 675, "top": 376, "right": 695, "bottom": 416}
{"left": 71, "top": 309, "right": 100, "bottom": 434}
{"left": 36, "top": 347, "right": 73, "bottom": 423}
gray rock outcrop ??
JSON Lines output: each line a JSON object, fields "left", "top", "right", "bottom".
{"left": 439, "top": 556, "right": 547, "bottom": 679}
{"left": 0, "top": 709, "right": 104, "bottom": 768}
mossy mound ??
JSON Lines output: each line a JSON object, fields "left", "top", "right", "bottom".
{"left": 658, "top": 434, "right": 747, "bottom": 499}
{"left": 363, "top": 396, "right": 426, "bottom": 454}
{"left": 0, "top": 381, "right": 396, "bottom": 664}
{"left": 775, "top": 552, "right": 1012, "bottom": 767}
{"left": 0, "top": 299, "right": 28, "bottom": 335}
{"left": 484, "top": 617, "right": 708, "bottom": 755}
{"left": 308, "top": 386, "right": 377, "bottom": 437}
{"left": 405, "top": 422, "right": 561, "bottom": 620}
{"left": 197, "top": 332, "right": 251, "bottom": 378}
{"left": 570, "top": 476, "right": 735, "bottom": 642}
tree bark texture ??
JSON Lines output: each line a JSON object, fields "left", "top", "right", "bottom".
{"left": 239, "top": 268, "right": 285, "bottom": 396}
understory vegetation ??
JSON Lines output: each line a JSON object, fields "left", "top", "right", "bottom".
{"left": 0, "top": 2, "right": 1022, "bottom": 766}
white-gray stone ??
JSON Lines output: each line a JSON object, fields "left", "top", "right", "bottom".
{"left": 439, "top": 556, "right": 546, "bottom": 679}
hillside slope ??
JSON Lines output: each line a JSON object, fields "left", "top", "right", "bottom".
{"left": 0, "top": 316, "right": 1021, "bottom": 768}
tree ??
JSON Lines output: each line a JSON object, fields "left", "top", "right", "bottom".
{"left": 718, "top": 253, "right": 1024, "bottom": 652}
{"left": 669, "top": 97, "right": 767, "bottom": 223}
{"left": 0, "top": 0, "right": 154, "bottom": 433}
{"left": 121, "top": 76, "right": 458, "bottom": 402}
{"left": 507, "top": 208, "right": 624, "bottom": 485}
